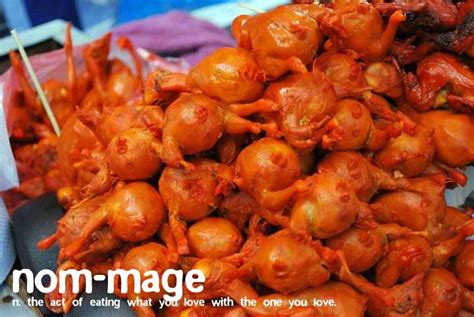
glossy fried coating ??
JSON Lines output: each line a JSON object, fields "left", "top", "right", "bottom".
{"left": 454, "top": 241, "right": 474, "bottom": 288}
{"left": 44, "top": 260, "right": 84, "bottom": 313}
{"left": 431, "top": 220, "right": 474, "bottom": 267}
{"left": 389, "top": 37, "right": 435, "bottom": 66}
{"left": 87, "top": 79, "right": 138, "bottom": 116}
{"left": 217, "top": 192, "right": 252, "bottom": 230}
{"left": 232, "top": 4, "right": 324, "bottom": 78}
{"left": 371, "top": 175, "right": 446, "bottom": 241}
{"left": 172, "top": 306, "right": 247, "bottom": 317}
{"left": 443, "top": 207, "right": 473, "bottom": 228}
{"left": 8, "top": 51, "right": 44, "bottom": 119}
{"left": 263, "top": 71, "right": 337, "bottom": 152}
{"left": 187, "top": 217, "right": 243, "bottom": 259}
{"left": 56, "top": 115, "right": 102, "bottom": 187}
{"left": 375, "top": 236, "right": 432, "bottom": 288}
{"left": 105, "top": 59, "right": 142, "bottom": 103}
{"left": 375, "top": 126, "right": 435, "bottom": 177}
{"left": 7, "top": 97, "right": 39, "bottom": 143}
{"left": 161, "top": 93, "right": 222, "bottom": 168}
{"left": 317, "top": 151, "right": 410, "bottom": 202}
{"left": 64, "top": 182, "right": 165, "bottom": 257}
{"left": 105, "top": 184, "right": 164, "bottom": 241}
{"left": 92, "top": 104, "right": 164, "bottom": 146}
{"left": 322, "top": 99, "right": 373, "bottom": 151}
{"left": 106, "top": 128, "right": 162, "bottom": 180}
{"left": 363, "top": 61, "right": 403, "bottom": 98}
{"left": 145, "top": 48, "right": 266, "bottom": 106}
{"left": 427, "top": 1, "right": 474, "bottom": 56}
{"left": 375, "top": 0, "right": 459, "bottom": 30}
{"left": 290, "top": 173, "right": 374, "bottom": 239}
{"left": 329, "top": 226, "right": 385, "bottom": 271}
{"left": 42, "top": 32, "right": 92, "bottom": 127}
{"left": 402, "top": 53, "right": 474, "bottom": 113}
{"left": 22, "top": 2, "right": 474, "bottom": 316}
{"left": 462, "top": 288, "right": 474, "bottom": 314}
{"left": 217, "top": 214, "right": 273, "bottom": 268}
{"left": 235, "top": 137, "right": 308, "bottom": 211}
{"left": 37, "top": 194, "right": 122, "bottom": 264}
{"left": 188, "top": 258, "right": 257, "bottom": 306}
{"left": 159, "top": 160, "right": 233, "bottom": 254}
{"left": 82, "top": 34, "right": 142, "bottom": 104}
{"left": 82, "top": 33, "right": 111, "bottom": 94}
{"left": 79, "top": 38, "right": 141, "bottom": 123}
{"left": 218, "top": 191, "right": 289, "bottom": 229}
{"left": 61, "top": 152, "right": 114, "bottom": 206}
{"left": 159, "top": 160, "right": 232, "bottom": 222}
{"left": 42, "top": 79, "right": 79, "bottom": 127}
{"left": 321, "top": 1, "right": 406, "bottom": 62}
{"left": 337, "top": 252, "right": 424, "bottom": 316}
{"left": 143, "top": 69, "right": 181, "bottom": 108}
{"left": 76, "top": 91, "right": 104, "bottom": 134}
{"left": 162, "top": 93, "right": 275, "bottom": 169}
{"left": 187, "top": 47, "right": 265, "bottom": 104}
{"left": 321, "top": 99, "right": 401, "bottom": 151}
{"left": 9, "top": 23, "right": 90, "bottom": 129}
{"left": 314, "top": 52, "right": 369, "bottom": 98}
{"left": 402, "top": 104, "right": 474, "bottom": 167}
{"left": 55, "top": 110, "right": 117, "bottom": 208}
{"left": 14, "top": 135, "right": 58, "bottom": 178}
{"left": 421, "top": 268, "right": 464, "bottom": 317}
{"left": 314, "top": 51, "right": 416, "bottom": 131}
{"left": 235, "top": 231, "right": 335, "bottom": 294}
{"left": 119, "top": 242, "right": 177, "bottom": 317}
{"left": 42, "top": 25, "right": 91, "bottom": 126}
{"left": 105, "top": 62, "right": 141, "bottom": 101}
{"left": 325, "top": 223, "right": 419, "bottom": 273}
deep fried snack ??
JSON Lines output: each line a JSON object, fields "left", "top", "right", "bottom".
{"left": 263, "top": 71, "right": 337, "bottom": 152}
{"left": 159, "top": 159, "right": 233, "bottom": 254}
{"left": 234, "top": 137, "right": 308, "bottom": 211}
{"left": 187, "top": 217, "right": 243, "bottom": 259}
{"left": 321, "top": 0, "right": 405, "bottom": 62}
{"left": 290, "top": 173, "right": 375, "bottom": 239}
{"left": 375, "top": 126, "right": 435, "bottom": 177}
{"left": 232, "top": 5, "right": 325, "bottom": 78}
{"left": 318, "top": 151, "right": 410, "bottom": 202}
{"left": 63, "top": 182, "right": 165, "bottom": 257}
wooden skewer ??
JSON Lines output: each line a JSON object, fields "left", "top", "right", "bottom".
{"left": 238, "top": 3, "right": 265, "bottom": 14}
{"left": 10, "top": 29, "right": 61, "bottom": 136}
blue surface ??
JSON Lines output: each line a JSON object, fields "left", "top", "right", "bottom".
{"left": 0, "top": 0, "right": 32, "bottom": 31}
{"left": 117, "top": 0, "right": 237, "bottom": 24}
{"left": 75, "top": 0, "right": 119, "bottom": 30}
{"left": 0, "top": 0, "right": 118, "bottom": 31}
{"left": 24, "top": 0, "right": 81, "bottom": 28}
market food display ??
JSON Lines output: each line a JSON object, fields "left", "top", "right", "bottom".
{"left": 2, "top": 0, "right": 474, "bottom": 316}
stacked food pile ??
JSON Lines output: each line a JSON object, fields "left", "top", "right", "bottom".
{"left": 5, "top": 0, "right": 474, "bottom": 316}
{"left": 3, "top": 25, "right": 150, "bottom": 212}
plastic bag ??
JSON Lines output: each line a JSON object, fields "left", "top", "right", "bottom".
{"left": 0, "top": 40, "right": 188, "bottom": 192}
{"left": 0, "top": 81, "right": 18, "bottom": 191}
{"left": 1, "top": 42, "right": 189, "bottom": 129}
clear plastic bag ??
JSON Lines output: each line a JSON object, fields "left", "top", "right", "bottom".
{"left": 0, "top": 81, "right": 18, "bottom": 191}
